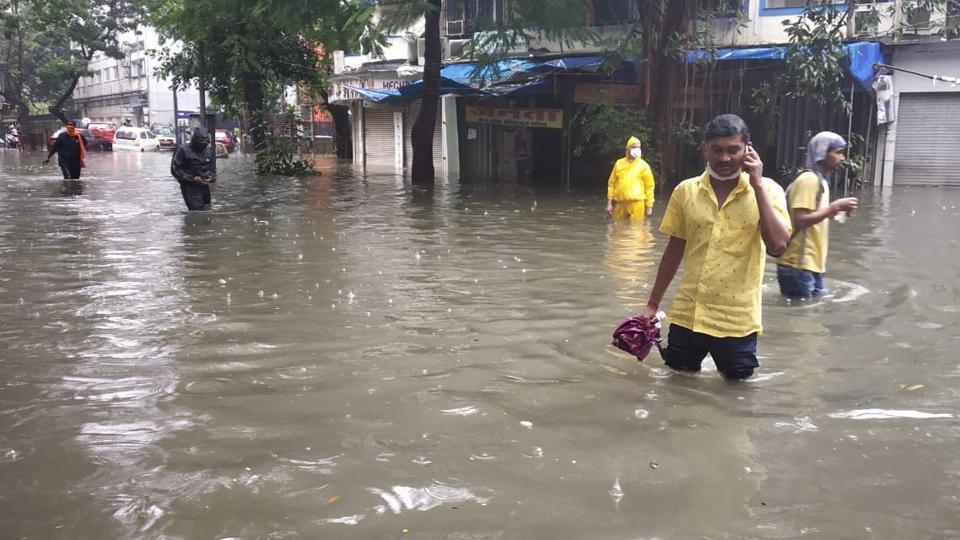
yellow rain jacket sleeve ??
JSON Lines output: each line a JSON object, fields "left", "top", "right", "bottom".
{"left": 607, "top": 137, "right": 656, "bottom": 209}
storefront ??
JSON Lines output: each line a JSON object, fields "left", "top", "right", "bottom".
{"left": 878, "top": 40, "right": 960, "bottom": 187}
{"left": 335, "top": 73, "right": 463, "bottom": 179}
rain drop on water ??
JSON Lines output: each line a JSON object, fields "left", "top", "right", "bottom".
{"left": 609, "top": 477, "right": 624, "bottom": 503}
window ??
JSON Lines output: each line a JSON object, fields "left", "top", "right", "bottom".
{"left": 699, "top": 0, "right": 746, "bottom": 15}
{"left": 763, "top": 0, "right": 842, "bottom": 9}
{"left": 760, "top": 0, "right": 844, "bottom": 14}
{"left": 115, "top": 129, "right": 135, "bottom": 140}
{"left": 447, "top": 0, "right": 511, "bottom": 34}
{"left": 589, "top": 0, "right": 639, "bottom": 26}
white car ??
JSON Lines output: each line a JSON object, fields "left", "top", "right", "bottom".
{"left": 112, "top": 127, "right": 160, "bottom": 152}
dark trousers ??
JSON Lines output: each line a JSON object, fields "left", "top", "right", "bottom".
{"left": 661, "top": 324, "right": 759, "bottom": 380}
{"left": 60, "top": 163, "right": 81, "bottom": 179}
{"left": 777, "top": 265, "right": 825, "bottom": 299}
{"left": 179, "top": 181, "right": 211, "bottom": 211}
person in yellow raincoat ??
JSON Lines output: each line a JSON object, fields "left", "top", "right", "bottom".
{"left": 606, "top": 136, "right": 656, "bottom": 220}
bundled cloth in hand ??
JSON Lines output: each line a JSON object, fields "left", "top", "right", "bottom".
{"left": 612, "top": 312, "right": 664, "bottom": 362}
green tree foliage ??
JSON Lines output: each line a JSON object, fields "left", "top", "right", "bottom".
{"left": 145, "top": 0, "right": 337, "bottom": 152}
{"left": 1, "top": 0, "right": 75, "bottom": 120}
{"left": 255, "top": 137, "right": 317, "bottom": 176}
{"left": 571, "top": 104, "right": 656, "bottom": 165}
{"left": 1, "top": 0, "right": 143, "bottom": 123}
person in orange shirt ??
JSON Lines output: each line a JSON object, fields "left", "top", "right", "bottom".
{"left": 43, "top": 120, "right": 87, "bottom": 179}
{"left": 606, "top": 136, "right": 655, "bottom": 220}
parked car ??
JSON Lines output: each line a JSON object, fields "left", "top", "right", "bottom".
{"left": 215, "top": 129, "right": 235, "bottom": 152}
{"left": 86, "top": 121, "right": 117, "bottom": 150}
{"left": 153, "top": 125, "right": 177, "bottom": 151}
{"left": 47, "top": 125, "right": 108, "bottom": 152}
{"left": 112, "top": 127, "right": 160, "bottom": 152}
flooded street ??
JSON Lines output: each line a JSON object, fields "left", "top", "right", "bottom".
{"left": 2, "top": 149, "right": 960, "bottom": 539}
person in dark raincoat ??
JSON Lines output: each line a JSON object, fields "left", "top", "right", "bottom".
{"left": 171, "top": 128, "right": 215, "bottom": 211}
{"left": 44, "top": 120, "right": 87, "bottom": 179}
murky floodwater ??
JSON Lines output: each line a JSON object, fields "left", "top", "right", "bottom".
{"left": 2, "top": 149, "right": 960, "bottom": 539}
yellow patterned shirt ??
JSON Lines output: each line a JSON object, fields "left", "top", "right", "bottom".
{"left": 778, "top": 172, "right": 829, "bottom": 273}
{"left": 660, "top": 172, "right": 790, "bottom": 337}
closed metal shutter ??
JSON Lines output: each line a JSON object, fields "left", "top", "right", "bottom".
{"left": 404, "top": 99, "right": 444, "bottom": 173}
{"left": 893, "top": 93, "right": 960, "bottom": 186}
{"left": 364, "top": 108, "right": 396, "bottom": 169}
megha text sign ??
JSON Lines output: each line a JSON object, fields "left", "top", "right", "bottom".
{"left": 465, "top": 106, "right": 564, "bottom": 129}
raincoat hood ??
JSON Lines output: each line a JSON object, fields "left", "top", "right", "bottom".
{"left": 625, "top": 136, "right": 642, "bottom": 160}
{"left": 190, "top": 128, "right": 209, "bottom": 152}
{"left": 805, "top": 131, "right": 846, "bottom": 171}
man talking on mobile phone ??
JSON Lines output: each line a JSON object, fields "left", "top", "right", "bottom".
{"left": 171, "top": 128, "right": 215, "bottom": 211}
{"left": 639, "top": 114, "right": 791, "bottom": 380}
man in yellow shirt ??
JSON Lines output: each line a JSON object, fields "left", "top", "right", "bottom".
{"left": 639, "top": 114, "right": 791, "bottom": 380}
{"left": 777, "top": 132, "right": 859, "bottom": 298}
{"left": 607, "top": 136, "right": 655, "bottom": 220}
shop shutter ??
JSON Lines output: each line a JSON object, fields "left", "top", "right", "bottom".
{"left": 364, "top": 108, "right": 397, "bottom": 170}
{"left": 404, "top": 99, "right": 444, "bottom": 173}
{"left": 893, "top": 93, "right": 960, "bottom": 186}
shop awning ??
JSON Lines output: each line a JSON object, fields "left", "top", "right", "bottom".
{"left": 686, "top": 41, "right": 885, "bottom": 89}
{"left": 346, "top": 76, "right": 475, "bottom": 105}
{"left": 441, "top": 59, "right": 538, "bottom": 85}
{"left": 348, "top": 55, "right": 607, "bottom": 104}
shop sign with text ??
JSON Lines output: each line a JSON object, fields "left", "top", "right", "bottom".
{"left": 465, "top": 106, "right": 563, "bottom": 129}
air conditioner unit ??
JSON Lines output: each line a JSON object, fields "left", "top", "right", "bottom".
{"left": 852, "top": 4, "right": 881, "bottom": 37}
{"left": 444, "top": 38, "right": 470, "bottom": 59}
{"left": 446, "top": 19, "right": 464, "bottom": 37}
{"left": 906, "top": 7, "right": 931, "bottom": 32}
{"left": 947, "top": 0, "right": 960, "bottom": 32}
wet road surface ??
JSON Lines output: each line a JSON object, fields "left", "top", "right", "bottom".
{"left": 2, "top": 150, "right": 960, "bottom": 538}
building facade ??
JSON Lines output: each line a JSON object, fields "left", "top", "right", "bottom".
{"left": 333, "top": 1, "right": 959, "bottom": 187}
{"left": 72, "top": 27, "right": 202, "bottom": 128}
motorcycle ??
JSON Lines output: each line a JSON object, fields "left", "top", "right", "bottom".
{"left": 1, "top": 132, "right": 20, "bottom": 150}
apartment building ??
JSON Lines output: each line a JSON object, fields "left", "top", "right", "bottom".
{"left": 72, "top": 27, "right": 203, "bottom": 128}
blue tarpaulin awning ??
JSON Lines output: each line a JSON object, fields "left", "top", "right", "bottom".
{"left": 441, "top": 59, "right": 538, "bottom": 85}
{"left": 349, "top": 55, "right": 608, "bottom": 104}
{"left": 686, "top": 41, "right": 885, "bottom": 89}
{"left": 346, "top": 76, "right": 476, "bottom": 105}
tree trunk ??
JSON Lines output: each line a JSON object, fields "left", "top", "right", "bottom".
{"left": 328, "top": 103, "right": 352, "bottom": 159}
{"left": 241, "top": 71, "right": 267, "bottom": 150}
{"left": 644, "top": 0, "right": 694, "bottom": 188}
{"left": 319, "top": 89, "right": 352, "bottom": 159}
{"left": 411, "top": 0, "right": 442, "bottom": 185}
{"left": 48, "top": 74, "right": 80, "bottom": 124}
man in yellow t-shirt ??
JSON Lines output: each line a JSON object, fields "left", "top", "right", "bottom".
{"left": 777, "top": 131, "right": 858, "bottom": 298}
{"left": 606, "top": 136, "right": 655, "bottom": 220}
{"left": 639, "top": 114, "right": 791, "bottom": 380}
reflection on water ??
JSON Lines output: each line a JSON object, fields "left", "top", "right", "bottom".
{"left": 603, "top": 219, "right": 656, "bottom": 308}
{"left": 2, "top": 151, "right": 960, "bottom": 538}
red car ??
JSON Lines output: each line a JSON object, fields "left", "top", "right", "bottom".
{"left": 215, "top": 129, "right": 236, "bottom": 152}
{"left": 87, "top": 122, "right": 118, "bottom": 149}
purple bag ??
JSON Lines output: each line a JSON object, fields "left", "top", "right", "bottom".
{"left": 612, "top": 314, "right": 663, "bottom": 362}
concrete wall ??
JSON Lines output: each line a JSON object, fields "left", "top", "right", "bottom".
{"left": 889, "top": 41, "right": 960, "bottom": 94}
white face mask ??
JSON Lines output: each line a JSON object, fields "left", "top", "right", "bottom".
{"left": 705, "top": 162, "right": 742, "bottom": 182}
{"left": 629, "top": 147, "right": 641, "bottom": 159}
